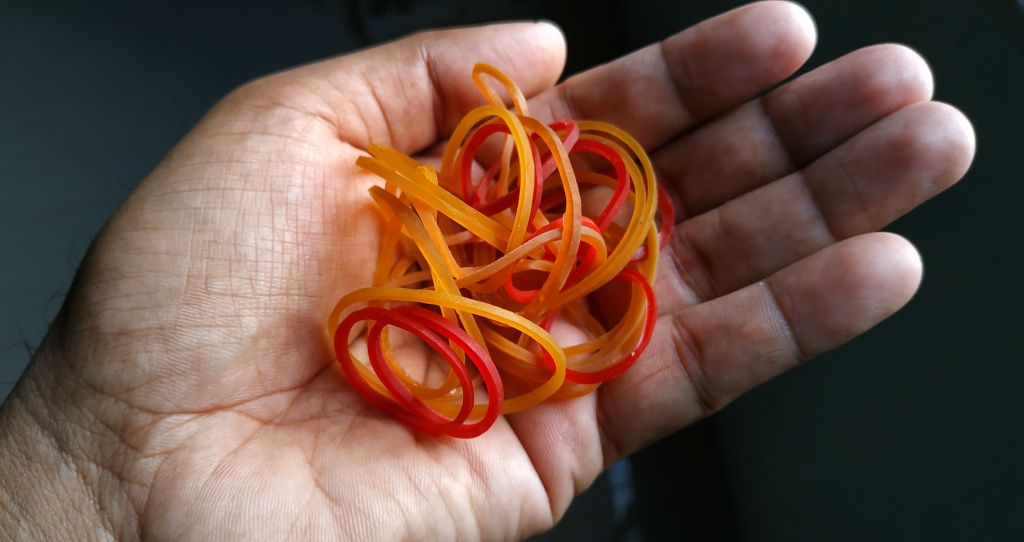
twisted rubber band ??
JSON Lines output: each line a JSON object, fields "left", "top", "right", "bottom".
{"left": 327, "top": 63, "right": 676, "bottom": 437}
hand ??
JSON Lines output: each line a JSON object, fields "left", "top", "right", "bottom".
{"left": 0, "top": 2, "right": 974, "bottom": 540}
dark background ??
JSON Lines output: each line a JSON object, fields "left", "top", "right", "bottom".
{"left": 2, "top": 1, "right": 1021, "bottom": 540}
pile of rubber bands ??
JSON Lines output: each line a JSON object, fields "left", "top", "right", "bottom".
{"left": 328, "top": 63, "right": 674, "bottom": 438}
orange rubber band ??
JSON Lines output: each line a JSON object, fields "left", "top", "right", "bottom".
{"left": 327, "top": 63, "right": 674, "bottom": 437}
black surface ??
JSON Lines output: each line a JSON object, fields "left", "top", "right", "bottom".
{"left": 2, "top": 1, "right": 1022, "bottom": 540}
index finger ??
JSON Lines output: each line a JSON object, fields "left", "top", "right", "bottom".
{"left": 527, "top": 1, "right": 817, "bottom": 150}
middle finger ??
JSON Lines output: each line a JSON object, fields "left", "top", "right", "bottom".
{"left": 656, "top": 43, "right": 934, "bottom": 217}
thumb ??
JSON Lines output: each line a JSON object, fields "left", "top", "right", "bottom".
{"left": 243, "top": 21, "right": 567, "bottom": 154}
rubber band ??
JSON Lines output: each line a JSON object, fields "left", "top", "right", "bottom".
{"left": 327, "top": 64, "right": 676, "bottom": 437}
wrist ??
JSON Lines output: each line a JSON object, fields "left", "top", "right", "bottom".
{"left": 0, "top": 337, "right": 136, "bottom": 540}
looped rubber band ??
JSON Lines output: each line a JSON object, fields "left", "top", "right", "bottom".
{"left": 327, "top": 63, "right": 676, "bottom": 437}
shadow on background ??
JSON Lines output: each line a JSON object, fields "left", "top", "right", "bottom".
{"left": 1, "top": 1, "right": 1021, "bottom": 540}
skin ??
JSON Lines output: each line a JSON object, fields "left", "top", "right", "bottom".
{"left": 0, "top": 2, "right": 975, "bottom": 540}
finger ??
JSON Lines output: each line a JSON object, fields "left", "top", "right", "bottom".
{"left": 525, "top": 1, "right": 816, "bottom": 150}
{"left": 242, "top": 22, "right": 566, "bottom": 153}
{"left": 662, "top": 100, "right": 974, "bottom": 306}
{"left": 656, "top": 43, "right": 934, "bottom": 216}
{"left": 596, "top": 232, "right": 923, "bottom": 460}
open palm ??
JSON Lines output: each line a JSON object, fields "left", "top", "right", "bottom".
{"left": 12, "top": 2, "right": 973, "bottom": 540}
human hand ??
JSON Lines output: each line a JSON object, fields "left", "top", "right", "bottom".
{"left": 0, "top": 2, "right": 974, "bottom": 540}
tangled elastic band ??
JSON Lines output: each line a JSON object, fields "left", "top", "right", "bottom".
{"left": 327, "top": 63, "right": 675, "bottom": 438}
